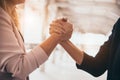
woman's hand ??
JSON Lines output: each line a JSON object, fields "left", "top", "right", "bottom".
{"left": 49, "top": 18, "right": 73, "bottom": 42}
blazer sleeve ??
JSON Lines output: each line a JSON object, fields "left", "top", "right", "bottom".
{"left": 76, "top": 26, "right": 114, "bottom": 77}
{"left": 0, "top": 8, "right": 48, "bottom": 79}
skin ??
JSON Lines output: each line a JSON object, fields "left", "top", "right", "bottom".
{"left": 42, "top": 19, "right": 73, "bottom": 56}
{"left": 4, "top": 0, "right": 73, "bottom": 57}
{"left": 60, "top": 40, "right": 84, "bottom": 64}
{"left": 9, "top": 0, "right": 83, "bottom": 64}
{"left": 41, "top": 20, "right": 73, "bottom": 56}
{"left": 50, "top": 19, "right": 84, "bottom": 64}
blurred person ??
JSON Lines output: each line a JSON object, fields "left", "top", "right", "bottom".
{"left": 50, "top": 18, "right": 120, "bottom": 80}
{"left": 0, "top": 0, "right": 73, "bottom": 80}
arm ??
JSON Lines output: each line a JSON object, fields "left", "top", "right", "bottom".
{"left": 40, "top": 34, "right": 61, "bottom": 56}
{"left": 76, "top": 38, "right": 111, "bottom": 77}
{"left": 49, "top": 18, "right": 84, "bottom": 64}
{"left": 60, "top": 37, "right": 112, "bottom": 77}
{"left": 49, "top": 18, "right": 113, "bottom": 77}
{"left": 75, "top": 19, "right": 120, "bottom": 77}
{"left": 0, "top": 9, "right": 60, "bottom": 79}
{"left": 60, "top": 34, "right": 112, "bottom": 77}
{"left": 60, "top": 40, "right": 84, "bottom": 64}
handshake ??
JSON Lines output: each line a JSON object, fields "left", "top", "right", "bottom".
{"left": 49, "top": 18, "right": 73, "bottom": 42}
{"left": 41, "top": 18, "right": 83, "bottom": 65}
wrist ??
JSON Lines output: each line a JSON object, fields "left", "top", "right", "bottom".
{"left": 50, "top": 33, "right": 61, "bottom": 42}
{"left": 59, "top": 40, "right": 70, "bottom": 45}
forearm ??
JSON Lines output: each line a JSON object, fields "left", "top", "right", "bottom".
{"left": 40, "top": 34, "right": 60, "bottom": 56}
{"left": 60, "top": 40, "right": 84, "bottom": 64}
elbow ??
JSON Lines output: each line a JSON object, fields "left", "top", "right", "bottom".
{"left": 88, "top": 69, "right": 106, "bottom": 77}
{"left": 8, "top": 65, "right": 29, "bottom": 79}
{"left": 91, "top": 72, "right": 102, "bottom": 77}
{"left": 6, "top": 57, "right": 31, "bottom": 79}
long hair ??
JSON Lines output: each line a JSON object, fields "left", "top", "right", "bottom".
{"left": 0, "top": 0, "right": 19, "bottom": 28}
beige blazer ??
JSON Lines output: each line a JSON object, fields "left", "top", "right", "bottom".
{"left": 0, "top": 7, "right": 48, "bottom": 80}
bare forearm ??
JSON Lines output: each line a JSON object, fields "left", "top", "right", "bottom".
{"left": 60, "top": 40, "right": 84, "bottom": 64}
{"left": 40, "top": 34, "right": 60, "bottom": 56}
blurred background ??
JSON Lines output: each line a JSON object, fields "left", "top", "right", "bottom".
{"left": 17, "top": 0, "right": 120, "bottom": 80}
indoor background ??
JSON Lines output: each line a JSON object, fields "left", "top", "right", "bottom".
{"left": 16, "top": 0, "right": 120, "bottom": 80}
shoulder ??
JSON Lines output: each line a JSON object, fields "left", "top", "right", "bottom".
{"left": 115, "top": 18, "right": 120, "bottom": 26}
{"left": 111, "top": 18, "right": 120, "bottom": 32}
{"left": 0, "top": 7, "right": 13, "bottom": 29}
{"left": 0, "top": 7, "right": 11, "bottom": 19}
{"left": 114, "top": 18, "right": 120, "bottom": 28}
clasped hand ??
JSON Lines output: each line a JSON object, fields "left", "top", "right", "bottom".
{"left": 49, "top": 18, "right": 73, "bottom": 42}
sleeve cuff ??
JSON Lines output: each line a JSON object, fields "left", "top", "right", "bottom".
{"left": 75, "top": 53, "right": 88, "bottom": 69}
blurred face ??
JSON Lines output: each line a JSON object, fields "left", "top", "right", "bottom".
{"left": 10, "top": 0, "right": 25, "bottom": 5}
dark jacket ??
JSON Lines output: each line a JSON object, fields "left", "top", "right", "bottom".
{"left": 76, "top": 18, "right": 120, "bottom": 80}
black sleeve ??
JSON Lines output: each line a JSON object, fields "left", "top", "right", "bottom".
{"left": 76, "top": 29, "right": 113, "bottom": 77}
{"left": 76, "top": 18, "right": 120, "bottom": 77}
{"left": 75, "top": 18, "right": 120, "bottom": 77}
